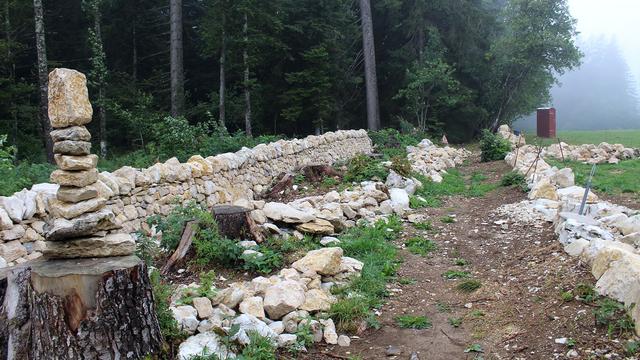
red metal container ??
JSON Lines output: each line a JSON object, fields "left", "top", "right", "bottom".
{"left": 536, "top": 107, "right": 556, "bottom": 138}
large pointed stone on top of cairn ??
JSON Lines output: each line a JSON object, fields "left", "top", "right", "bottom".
{"left": 44, "top": 68, "right": 133, "bottom": 259}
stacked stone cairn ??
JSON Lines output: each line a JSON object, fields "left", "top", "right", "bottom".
{"left": 42, "top": 68, "right": 134, "bottom": 258}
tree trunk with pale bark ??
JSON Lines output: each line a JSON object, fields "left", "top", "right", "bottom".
{"left": 33, "top": 0, "right": 54, "bottom": 163}
{"left": 359, "top": 0, "right": 380, "bottom": 131}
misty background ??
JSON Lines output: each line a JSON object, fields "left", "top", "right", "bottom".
{"left": 514, "top": 0, "right": 640, "bottom": 131}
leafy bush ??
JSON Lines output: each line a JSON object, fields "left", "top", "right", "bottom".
{"left": 146, "top": 202, "right": 207, "bottom": 251}
{"left": 368, "top": 128, "right": 430, "bottom": 160}
{"left": 0, "top": 158, "right": 56, "bottom": 196}
{"left": 343, "top": 154, "right": 389, "bottom": 182}
{"left": 594, "top": 298, "right": 635, "bottom": 337}
{"left": 480, "top": 129, "right": 511, "bottom": 162}
{"left": 390, "top": 155, "right": 412, "bottom": 177}
{"left": 500, "top": 170, "right": 527, "bottom": 191}
{"left": 240, "top": 331, "right": 277, "bottom": 360}
{"left": 193, "top": 226, "right": 243, "bottom": 267}
{"left": 241, "top": 247, "right": 284, "bottom": 275}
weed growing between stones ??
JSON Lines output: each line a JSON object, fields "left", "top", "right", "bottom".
{"left": 329, "top": 216, "right": 402, "bottom": 332}
{"left": 343, "top": 154, "right": 389, "bottom": 183}
{"left": 395, "top": 315, "right": 432, "bottom": 329}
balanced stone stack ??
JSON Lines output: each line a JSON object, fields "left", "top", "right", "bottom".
{"left": 42, "top": 68, "right": 134, "bottom": 258}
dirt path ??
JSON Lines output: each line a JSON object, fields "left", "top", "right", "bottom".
{"left": 309, "top": 157, "right": 631, "bottom": 360}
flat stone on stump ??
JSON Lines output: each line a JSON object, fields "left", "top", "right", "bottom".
{"left": 42, "top": 233, "right": 135, "bottom": 258}
{"left": 47, "top": 68, "right": 93, "bottom": 128}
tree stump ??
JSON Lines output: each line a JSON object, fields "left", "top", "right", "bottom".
{"left": 0, "top": 255, "right": 162, "bottom": 359}
{"left": 212, "top": 205, "right": 264, "bottom": 242}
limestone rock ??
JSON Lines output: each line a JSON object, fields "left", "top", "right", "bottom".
{"left": 292, "top": 247, "right": 343, "bottom": 275}
{"left": 53, "top": 140, "right": 92, "bottom": 156}
{"left": 49, "top": 197, "right": 106, "bottom": 219}
{"left": 296, "top": 218, "right": 334, "bottom": 235}
{"left": 43, "top": 233, "right": 135, "bottom": 258}
{"left": 54, "top": 154, "right": 98, "bottom": 171}
{"left": 0, "top": 208, "right": 12, "bottom": 229}
{"left": 1, "top": 224, "right": 25, "bottom": 241}
{"left": 50, "top": 168, "right": 98, "bottom": 187}
{"left": 170, "top": 305, "right": 199, "bottom": 335}
{"left": 551, "top": 168, "right": 575, "bottom": 188}
{"left": 268, "top": 321, "right": 285, "bottom": 335}
{"left": 263, "top": 280, "right": 306, "bottom": 319}
{"left": 618, "top": 215, "right": 640, "bottom": 236}
{"left": 177, "top": 333, "right": 233, "bottom": 360}
{"left": 528, "top": 178, "right": 558, "bottom": 201}
{"left": 337, "top": 335, "right": 351, "bottom": 347}
{"left": 15, "top": 189, "right": 37, "bottom": 220}
{"left": 320, "top": 318, "right": 338, "bottom": 344}
{"left": 621, "top": 232, "right": 640, "bottom": 247}
{"left": 239, "top": 296, "right": 266, "bottom": 319}
{"left": 277, "top": 334, "right": 297, "bottom": 348}
{"left": 192, "top": 297, "right": 214, "bottom": 319}
{"left": 557, "top": 186, "right": 599, "bottom": 204}
{"left": 0, "top": 240, "right": 27, "bottom": 262}
{"left": 231, "top": 314, "right": 278, "bottom": 345}
{"left": 57, "top": 185, "right": 98, "bottom": 203}
{"left": 320, "top": 236, "right": 340, "bottom": 246}
{"left": 212, "top": 284, "right": 247, "bottom": 308}
{"left": 50, "top": 126, "right": 91, "bottom": 142}
{"left": 300, "top": 289, "right": 336, "bottom": 312}
{"left": 389, "top": 188, "right": 410, "bottom": 214}
{"left": 0, "top": 195, "right": 24, "bottom": 222}
{"left": 263, "top": 202, "right": 315, "bottom": 223}
{"left": 48, "top": 68, "right": 93, "bottom": 128}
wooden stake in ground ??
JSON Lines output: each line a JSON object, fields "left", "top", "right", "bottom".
{"left": 162, "top": 219, "right": 199, "bottom": 274}
{"left": 0, "top": 256, "right": 162, "bottom": 359}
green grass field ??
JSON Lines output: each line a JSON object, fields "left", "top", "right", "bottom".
{"left": 524, "top": 130, "right": 640, "bottom": 148}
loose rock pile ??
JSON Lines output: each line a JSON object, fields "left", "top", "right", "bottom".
{"left": 42, "top": 68, "right": 134, "bottom": 258}
{"left": 407, "top": 139, "right": 471, "bottom": 182}
{"left": 545, "top": 142, "right": 639, "bottom": 164}
{"left": 171, "top": 247, "right": 362, "bottom": 358}
{"left": 498, "top": 124, "right": 526, "bottom": 147}
{"left": 498, "top": 126, "right": 640, "bottom": 334}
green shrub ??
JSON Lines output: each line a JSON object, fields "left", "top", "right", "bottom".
{"left": 594, "top": 298, "right": 635, "bottom": 337}
{"left": 240, "top": 331, "right": 277, "bottom": 360}
{"left": 480, "top": 129, "right": 511, "bottom": 162}
{"left": 500, "top": 171, "right": 527, "bottom": 191}
{"left": 193, "top": 227, "right": 243, "bottom": 267}
{"left": 344, "top": 154, "right": 389, "bottom": 182}
{"left": 390, "top": 155, "right": 412, "bottom": 177}
{"left": 135, "top": 232, "right": 159, "bottom": 265}
{"left": 146, "top": 202, "right": 208, "bottom": 251}
{"left": 0, "top": 161, "right": 56, "bottom": 196}
{"left": 241, "top": 247, "right": 284, "bottom": 275}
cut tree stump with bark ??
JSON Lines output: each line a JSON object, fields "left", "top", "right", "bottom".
{"left": 0, "top": 255, "right": 162, "bottom": 359}
{"left": 212, "top": 205, "right": 264, "bottom": 243}
{"left": 264, "top": 172, "right": 294, "bottom": 199}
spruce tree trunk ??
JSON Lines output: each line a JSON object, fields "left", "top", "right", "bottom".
{"left": 359, "top": 0, "right": 380, "bottom": 130}
{"left": 219, "top": 12, "right": 226, "bottom": 126}
{"left": 170, "top": 0, "right": 184, "bottom": 117}
{"left": 1, "top": 256, "right": 162, "bottom": 359}
{"left": 94, "top": 11, "right": 108, "bottom": 158}
{"left": 243, "top": 12, "right": 252, "bottom": 137}
{"left": 33, "top": 0, "right": 54, "bottom": 163}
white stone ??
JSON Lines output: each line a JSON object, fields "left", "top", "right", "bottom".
{"left": 0, "top": 196, "right": 24, "bottom": 222}
{"left": 239, "top": 296, "right": 266, "bottom": 319}
{"left": 263, "top": 202, "right": 315, "bottom": 223}
{"left": 231, "top": 314, "right": 278, "bottom": 345}
{"left": 292, "top": 247, "right": 344, "bottom": 275}
{"left": 192, "top": 297, "right": 214, "bottom": 319}
{"left": 320, "top": 236, "right": 340, "bottom": 246}
{"left": 170, "top": 305, "right": 199, "bottom": 334}
{"left": 263, "top": 280, "right": 306, "bottom": 319}
{"left": 277, "top": 334, "right": 298, "bottom": 348}
{"left": 268, "top": 321, "right": 285, "bottom": 335}
{"left": 320, "top": 318, "right": 338, "bottom": 344}
{"left": 177, "top": 333, "right": 234, "bottom": 360}
{"left": 618, "top": 215, "right": 640, "bottom": 236}
{"left": 337, "top": 335, "right": 351, "bottom": 347}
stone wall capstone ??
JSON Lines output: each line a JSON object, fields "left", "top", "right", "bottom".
{"left": 0, "top": 129, "right": 372, "bottom": 267}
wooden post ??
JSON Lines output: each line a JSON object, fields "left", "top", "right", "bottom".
{"left": 1, "top": 256, "right": 162, "bottom": 359}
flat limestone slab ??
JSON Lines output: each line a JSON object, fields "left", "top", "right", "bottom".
{"left": 42, "top": 233, "right": 135, "bottom": 259}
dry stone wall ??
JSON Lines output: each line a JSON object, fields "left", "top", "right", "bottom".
{"left": 0, "top": 129, "right": 372, "bottom": 268}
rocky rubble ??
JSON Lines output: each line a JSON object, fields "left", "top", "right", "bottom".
{"left": 171, "top": 247, "right": 362, "bottom": 358}
{"left": 498, "top": 125, "right": 640, "bottom": 335}
{"left": 407, "top": 139, "right": 471, "bottom": 183}
{"left": 544, "top": 142, "right": 639, "bottom": 164}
